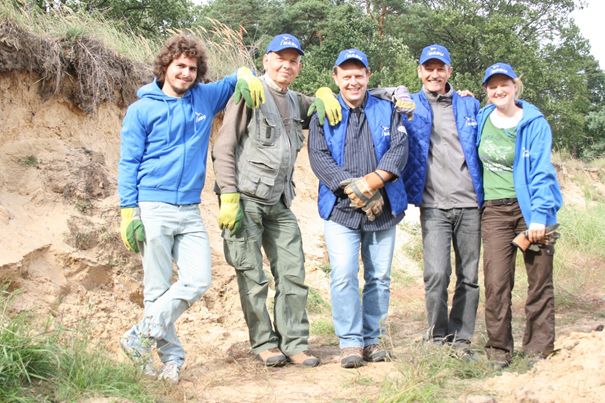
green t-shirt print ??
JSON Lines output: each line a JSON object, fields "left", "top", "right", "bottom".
{"left": 478, "top": 116, "right": 517, "bottom": 201}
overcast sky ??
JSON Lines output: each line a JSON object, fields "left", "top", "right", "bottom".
{"left": 572, "top": 0, "right": 604, "bottom": 69}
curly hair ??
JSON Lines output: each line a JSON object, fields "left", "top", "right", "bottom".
{"left": 153, "top": 35, "right": 208, "bottom": 84}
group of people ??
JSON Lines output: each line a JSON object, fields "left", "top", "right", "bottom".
{"left": 117, "top": 33, "right": 562, "bottom": 383}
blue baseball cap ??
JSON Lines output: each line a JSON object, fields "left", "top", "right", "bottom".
{"left": 482, "top": 62, "right": 517, "bottom": 85}
{"left": 266, "top": 34, "right": 304, "bottom": 55}
{"left": 419, "top": 44, "right": 451, "bottom": 65}
{"left": 334, "top": 48, "right": 370, "bottom": 69}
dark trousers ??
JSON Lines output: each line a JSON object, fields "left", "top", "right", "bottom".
{"left": 481, "top": 201, "right": 555, "bottom": 358}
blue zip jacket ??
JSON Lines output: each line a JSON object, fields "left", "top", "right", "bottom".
{"left": 477, "top": 100, "right": 562, "bottom": 225}
{"left": 403, "top": 89, "right": 483, "bottom": 207}
{"left": 316, "top": 94, "right": 408, "bottom": 219}
{"left": 118, "top": 74, "right": 236, "bottom": 207}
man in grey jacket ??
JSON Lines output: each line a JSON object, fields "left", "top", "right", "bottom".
{"left": 212, "top": 34, "right": 338, "bottom": 367}
{"left": 403, "top": 44, "right": 483, "bottom": 355}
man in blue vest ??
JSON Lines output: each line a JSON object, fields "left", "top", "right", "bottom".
{"left": 308, "top": 48, "right": 409, "bottom": 368}
{"left": 403, "top": 44, "right": 483, "bottom": 355}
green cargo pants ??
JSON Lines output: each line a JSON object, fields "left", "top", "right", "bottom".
{"left": 222, "top": 198, "right": 310, "bottom": 356}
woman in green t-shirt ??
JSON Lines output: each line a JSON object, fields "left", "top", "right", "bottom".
{"left": 476, "top": 63, "right": 562, "bottom": 368}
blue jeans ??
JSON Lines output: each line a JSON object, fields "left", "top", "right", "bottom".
{"left": 420, "top": 207, "right": 480, "bottom": 342}
{"left": 132, "top": 202, "right": 212, "bottom": 366}
{"left": 324, "top": 220, "right": 396, "bottom": 348}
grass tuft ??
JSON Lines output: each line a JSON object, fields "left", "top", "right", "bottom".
{"left": 0, "top": 289, "right": 153, "bottom": 402}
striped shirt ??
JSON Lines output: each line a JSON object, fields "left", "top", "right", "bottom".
{"left": 308, "top": 96, "right": 407, "bottom": 231}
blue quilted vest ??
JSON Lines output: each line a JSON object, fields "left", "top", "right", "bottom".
{"left": 402, "top": 89, "right": 483, "bottom": 207}
{"left": 317, "top": 94, "right": 408, "bottom": 220}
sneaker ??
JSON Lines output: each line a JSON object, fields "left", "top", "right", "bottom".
{"left": 158, "top": 361, "right": 180, "bottom": 384}
{"left": 340, "top": 347, "right": 364, "bottom": 368}
{"left": 363, "top": 344, "right": 390, "bottom": 362}
{"left": 288, "top": 350, "right": 320, "bottom": 367}
{"left": 120, "top": 329, "right": 155, "bottom": 375}
{"left": 257, "top": 347, "right": 288, "bottom": 367}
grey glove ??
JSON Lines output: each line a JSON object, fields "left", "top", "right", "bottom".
{"left": 393, "top": 85, "right": 415, "bottom": 120}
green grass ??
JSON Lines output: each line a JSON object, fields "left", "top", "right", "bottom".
{"left": 552, "top": 202, "right": 605, "bottom": 305}
{"left": 306, "top": 287, "right": 330, "bottom": 314}
{"left": 0, "top": 290, "right": 154, "bottom": 402}
{"left": 310, "top": 318, "right": 335, "bottom": 338}
{"left": 18, "top": 155, "right": 38, "bottom": 168}
{"left": 398, "top": 222, "right": 423, "bottom": 264}
{"left": 0, "top": 2, "right": 157, "bottom": 64}
{"left": 378, "top": 343, "right": 498, "bottom": 402}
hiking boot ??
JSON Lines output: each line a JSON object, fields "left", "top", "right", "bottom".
{"left": 288, "top": 350, "right": 320, "bottom": 367}
{"left": 158, "top": 361, "right": 180, "bottom": 384}
{"left": 120, "top": 329, "right": 156, "bottom": 375}
{"left": 486, "top": 347, "right": 512, "bottom": 369}
{"left": 449, "top": 341, "right": 478, "bottom": 362}
{"left": 257, "top": 347, "right": 288, "bottom": 367}
{"left": 340, "top": 347, "right": 364, "bottom": 368}
{"left": 363, "top": 344, "right": 390, "bottom": 362}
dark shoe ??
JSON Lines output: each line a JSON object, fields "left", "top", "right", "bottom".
{"left": 486, "top": 347, "right": 512, "bottom": 369}
{"left": 450, "top": 341, "right": 478, "bottom": 362}
{"left": 363, "top": 344, "right": 390, "bottom": 362}
{"left": 340, "top": 347, "right": 364, "bottom": 368}
{"left": 258, "top": 347, "right": 287, "bottom": 367}
{"left": 288, "top": 350, "right": 320, "bottom": 367}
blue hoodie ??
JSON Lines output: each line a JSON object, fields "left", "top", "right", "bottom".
{"left": 476, "top": 100, "right": 562, "bottom": 225}
{"left": 118, "top": 74, "right": 236, "bottom": 207}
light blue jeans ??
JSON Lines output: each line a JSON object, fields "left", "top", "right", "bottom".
{"left": 130, "top": 202, "right": 212, "bottom": 366}
{"left": 420, "top": 207, "right": 480, "bottom": 342}
{"left": 324, "top": 220, "right": 396, "bottom": 348}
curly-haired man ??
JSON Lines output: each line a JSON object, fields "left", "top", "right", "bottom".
{"left": 117, "top": 34, "right": 264, "bottom": 384}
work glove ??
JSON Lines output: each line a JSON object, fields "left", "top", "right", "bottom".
{"left": 308, "top": 87, "right": 342, "bottom": 126}
{"left": 392, "top": 85, "right": 415, "bottom": 120}
{"left": 234, "top": 67, "right": 265, "bottom": 109}
{"left": 362, "top": 192, "right": 385, "bottom": 221}
{"left": 340, "top": 177, "right": 378, "bottom": 209}
{"left": 218, "top": 193, "right": 243, "bottom": 233}
{"left": 120, "top": 207, "right": 145, "bottom": 253}
{"left": 543, "top": 224, "right": 561, "bottom": 246}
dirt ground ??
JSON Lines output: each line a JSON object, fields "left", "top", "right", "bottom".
{"left": 1, "top": 71, "right": 605, "bottom": 402}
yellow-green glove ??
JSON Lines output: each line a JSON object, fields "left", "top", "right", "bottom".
{"left": 218, "top": 193, "right": 243, "bottom": 233}
{"left": 120, "top": 207, "right": 145, "bottom": 253}
{"left": 308, "top": 87, "right": 342, "bottom": 126}
{"left": 234, "top": 67, "right": 265, "bottom": 109}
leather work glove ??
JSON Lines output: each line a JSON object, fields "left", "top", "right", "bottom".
{"left": 308, "top": 87, "right": 342, "bottom": 126}
{"left": 218, "top": 193, "right": 243, "bottom": 233}
{"left": 362, "top": 192, "right": 385, "bottom": 221}
{"left": 120, "top": 207, "right": 145, "bottom": 253}
{"left": 234, "top": 67, "right": 265, "bottom": 109}
{"left": 392, "top": 85, "right": 415, "bottom": 120}
{"left": 341, "top": 177, "right": 378, "bottom": 209}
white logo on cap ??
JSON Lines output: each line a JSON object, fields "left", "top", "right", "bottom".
{"left": 280, "top": 37, "right": 297, "bottom": 48}
{"left": 428, "top": 48, "right": 444, "bottom": 57}
{"left": 345, "top": 50, "right": 363, "bottom": 61}
{"left": 490, "top": 66, "right": 508, "bottom": 74}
